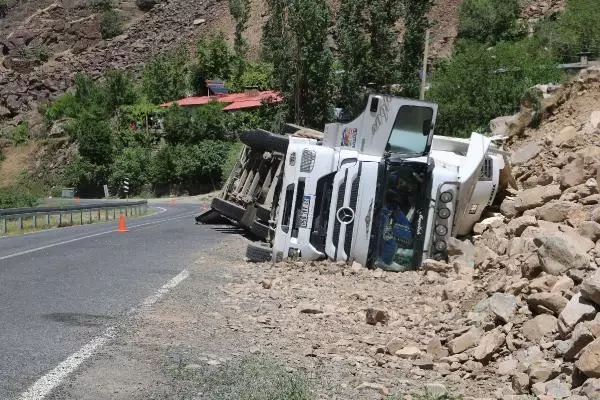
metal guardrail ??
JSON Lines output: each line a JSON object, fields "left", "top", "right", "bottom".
{"left": 0, "top": 200, "right": 148, "bottom": 234}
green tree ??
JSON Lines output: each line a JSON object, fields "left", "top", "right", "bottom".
{"left": 109, "top": 147, "right": 151, "bottom": 195}
{"left": 229, "top": 0, "right": 251, "bottom": 83}
{"left": 336, "top": 0, "right": 370, "bottom": 114}
{"left": 364, "top": 0, "right": 402, "bottom": 90}
{"left": 141, "top": 47, "right": 190, "bottom": 104}
{"left": 398, "top": 0, "right": 433, "bottom": 98}
{"left": 191, "top": 34, "right": 234, "bottom": 94}
{"left": 428, "top": 39, "right": 562, "bottom": 137}
{"left": 458, "top": 0, "right": 521, "bottom": 44}
{"left": 70, "top": 115, "right": 114, "bottom": 165}
{"left": 104, "top": 70, "right": 138, "bottom": 113}
{"left": 263, "top": 0, "right": 333, "bottom": 128}
{"left": 229, "top": 61, "right": 274, "bottom": 91}
{"left": 536, "top": 0, "right": 600, "bottom": 61}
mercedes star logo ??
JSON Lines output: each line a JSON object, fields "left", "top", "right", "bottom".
{"left": 337, "top": 207, "right": 355, "bottom": 224}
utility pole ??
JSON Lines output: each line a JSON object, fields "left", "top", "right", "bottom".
{"left": 419, "top": 29, "right": 430, "bottom": 101}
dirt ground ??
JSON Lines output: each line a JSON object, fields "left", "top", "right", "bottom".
{"left": 47, "top": 229, "right": 514, "bottom": 400}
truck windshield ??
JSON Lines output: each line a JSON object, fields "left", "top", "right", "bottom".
{"left": 387, "top": 105, "right": 434, "bottom": 156}
{"left": 371, "top": 161, "right": 428, "bottom": 271}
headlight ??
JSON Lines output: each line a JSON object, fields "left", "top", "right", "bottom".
{"left": 440, "top": 191, "right": 453, "bottom": 203}
{"left": 434, "top": 241, "right": 447, "bottom": 251}
{"left": 435, "top": 224, "right": 448, "bottom": 236}
{"left": 438, "top": 207, "right": 451, "bottom": 219}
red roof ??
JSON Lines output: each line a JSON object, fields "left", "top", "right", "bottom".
{"left": 161, "top": 90, "right": 283, "bottom": 110}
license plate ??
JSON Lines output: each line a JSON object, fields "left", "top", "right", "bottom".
{"left": 299, "top": 195, "right": 311, "bottom": 228}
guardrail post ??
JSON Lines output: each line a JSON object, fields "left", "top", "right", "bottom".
{"left": 58, "top": 213, "right": 62, "bottom": 226}
{"left": 69, "top": 212, "right": 73, "bottom": 225}
{"left": 88, "top": 209, "right": 92, "bottom": 223}
{"left": 18, "top": 216, "right": 23, "bottom": 230}
{"left": 46, "top": 214, "right": 50, "bottom": 226}
{"left": 1, "top": 218, "right": 6, "bottom": 234}
{"left": 33, "top": 214, "right": 37, "bottom": 228}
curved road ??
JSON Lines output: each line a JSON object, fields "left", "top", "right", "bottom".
{"left": 0, "top": 200, "right": 225, "bottom": 399}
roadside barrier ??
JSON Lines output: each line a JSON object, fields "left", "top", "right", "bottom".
{"left": 0, "top": 200, "right": 148, "bottom": 234}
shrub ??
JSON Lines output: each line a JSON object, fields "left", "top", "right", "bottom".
{"left": 0, "top": 186, "right": 38, "bottom": 208}
{"left": 428, "top": 39, "right": 562, "bottom": 137}
{"left": 109, "top": 146, "right": 151, "bottom": 196}
{"left": 458, "top": 0, "right": 521, "bottom": 44}
{"left": 536, "top": 0, "right": 600, "bottom": 61}
{"left": 44, "top": 93, "right": 80, "bottom": 122}
{"left": 228, "top": 61, "right": 274, "bottom": 92}
{"left": 221, "top": 141, "right": 243, "bottom": 184}
{"left": 9, "top": 121, "right": 29, "bottom": 145}
{"left": 135, "top": 0, "right": 157, "bottom": 11}
{"left": 92, "top": 0, "right": 113, "bottom": 10}
{"left": 141, "top": 47, "right": 190, "bottom": 104}
{"left": 100, "top": 10, "right": 122, "bottom": 39}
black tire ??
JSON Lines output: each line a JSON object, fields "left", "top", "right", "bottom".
{"left": 211, "top": 197, "right": 245, "bottom": 222}
{"left": 246, "top": 242, "right": 273, "bottom": 262}
{"left": 240, "top": 130, "right": 289, "bottom": 154}
{"left": 250, "top": 220, "right": 270, "bottom": 240}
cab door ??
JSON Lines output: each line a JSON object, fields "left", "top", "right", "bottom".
{"left": 324, "top": 95, "right": 439, "bottom": 157}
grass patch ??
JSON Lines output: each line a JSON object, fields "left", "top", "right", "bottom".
{"left": 0, "top": 207, "right": 154, "bottom": 236}
{"left": 173, "top": 357, "right": 313, "bottom": 400}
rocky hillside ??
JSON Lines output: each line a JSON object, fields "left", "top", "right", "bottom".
{"left": 0, "top": 0, "right": 566, "bottom": 129}
{"left": 223, "top": 68, "right": 600, "bottom": 399}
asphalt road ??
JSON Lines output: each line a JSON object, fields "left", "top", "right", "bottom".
{"left": 0, "top": 201, "right": 227, "bottom": 399}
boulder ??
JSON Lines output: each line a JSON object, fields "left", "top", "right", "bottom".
{"left": 501, "top": 198, "right": 519, "bottom": 219}
{"left": 447, "top": 327, "right": 483, "bottom": 354}
{"left": 527, "top": 292, "right": 568, "bottom": 315}
{"left": 498, "top": 358, "right": 519, "bottom": 376}
{"left": 528, "top": 360, "right": 560, "bottom": 384}
{"left": 582, "top": 378, "right": 600, "bottom": 398}
{"left": 512, "top": 372, "right": 530, "bottom": 394}
{"left": 521, "top": 314, "right": 558, "bottom": 341}
{"left": 537, "top": 201, "right": 579, "bottom": 223}
{"left": 591, "top": 111, "right": 600, "bottom": 129}
{"left": 565, "top": 322, "right": 596, "bottom": 360}
{"left": 472, "top": 330, "right": 506, "bottom": 362}
{"left": 576, "top": 338, "right": 600, "bottom": 378}
{"left": 581, "top": 270, "right": 600, "bottom": 306}
{"left": 558, "top": 293, "right": 597, "bottom": 334}
{"left": 561, "top": 156, "right": 587, "bottom": 189}
{"left": 579, "top": 221, "right": 600, "bottom": 242}
{"left": 489, "top": 293, "right": 518, "bottom": 323}
{"left": 442, "top": 280, "right": 471, "bottom": 301}
{"left": 537, "top": 234, "right": 592, "bottom": 275}
{"left": 551, "top": 276, "right": 575, "bottom": 294}
{"left": 426, "top": 336, "right": 448, "bottom": 360}
{"left": 544, "top": 379, "right": 571, "bottom": 399}
{"left": 512, "top": 142, "right": 542, "bottom": 166}
{"left": 395, "top": 346, "right": 421, "bottom": 359}
{"left": 507, "top": 215, "right": 538, "bottom": 237}
{"left": 554, "top": 126, "right": 579, "bottom": 146}
{"left": 515, "top": 185, "right": 562, "bottom": 212}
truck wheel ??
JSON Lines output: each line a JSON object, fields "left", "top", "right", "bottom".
{"left": 211, "top": 198, "right": 245, "bottom": 222}
{"left": 240, "top": 130, "right": 289, "bottom": 154}
{"left": 246, "top": 242, "right": 273, "bottom": 262}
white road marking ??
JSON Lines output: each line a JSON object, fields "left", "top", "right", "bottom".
{"left": 0, "top": 213, "right": 198, "bottom": 261}
{"left": 17, "top": 269, "right": 190, "bottom": 400}
{"left": 18, "top": 327, "right": 117, "bottom": 400}
{"left": 137, "top": 269, "right": 190, "bottom": 309}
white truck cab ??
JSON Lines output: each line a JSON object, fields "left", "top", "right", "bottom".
{"left": 271, "top": 95, "right": 507, "bottom": 270}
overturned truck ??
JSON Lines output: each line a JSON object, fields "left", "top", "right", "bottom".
{"left": 198, "top": 95, "right": 510, "bottom": 271}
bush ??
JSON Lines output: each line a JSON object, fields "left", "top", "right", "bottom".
{"left": 135, "top": 0, "right": 157, "bottom": 11}
{"left": 458, "top": 0, "right": 521, "bottom": 44}
{"left": 109, "top": 147, "right": 151, "bottom": 196}
{"left": 9, "top": 122, "right": 29, "bottom": 145}
{"left": 141, "top": 47, "right": 190, "bottom": 104}
{"left": 536, "top": 0, "right": 600, "bottom": 61}
{"left": 92, "top": 0, "right": 113, "bottom": 10}
{"left": 0, "top": 186, "right": 38, "bottom": 209}
{"left": 228, "top": 61, "right": 275, "bottom": 92}
{"left": 44, "top": 93, "right": 80, "bottom": 122}
{"left": 100, "top": 10, "right": 122, "bottom": 39}
{"left": 221, "top": 141, "right": 243, "bottom": 184}
{"left": 428, "top": 39, "right": 562, "bottom": 137}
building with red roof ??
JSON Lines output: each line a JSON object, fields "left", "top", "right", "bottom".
{"left": 160, "top": 89, "right": 283, "bottom": 112}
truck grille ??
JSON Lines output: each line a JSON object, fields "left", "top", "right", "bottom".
{"left": 480, "top": 157, "right": 493, "bottom": 181}
{"left": 344, "top": 167, "right": 361, "bottom": 257}
{"left": 332, "top": 176, "right": 346, "bottom": 257}
{"left": 300, "top": 149, "right": 316, "bottom": 172}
